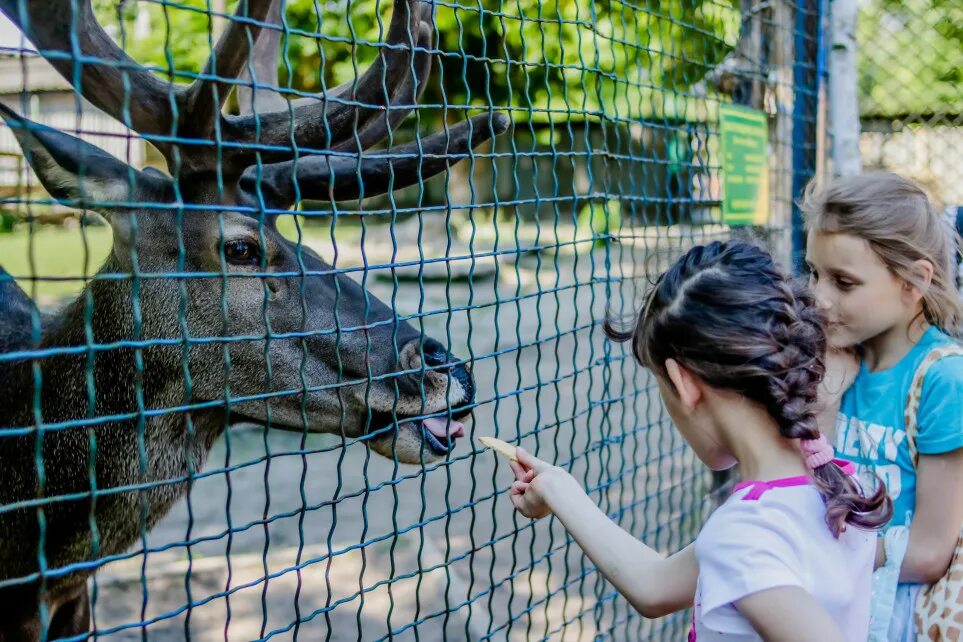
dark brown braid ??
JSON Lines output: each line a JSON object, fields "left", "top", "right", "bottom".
{"left": 605, "top": 241, "right": 892, "bottom": 537}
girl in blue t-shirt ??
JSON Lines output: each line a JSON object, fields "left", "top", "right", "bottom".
{"left": 803, "top": 172, "right": 963, "bottom": 640}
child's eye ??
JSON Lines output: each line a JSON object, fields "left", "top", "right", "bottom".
{"left": 834, "top": 278, "right": 856, "bottom": 291}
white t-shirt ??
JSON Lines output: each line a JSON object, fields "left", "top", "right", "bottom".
{"left": 691, "top": 473, "right": 875, "bottom": 641}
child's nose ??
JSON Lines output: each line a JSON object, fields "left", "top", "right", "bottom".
{"left": 810, "top": 282, "right": 832, "bottom": 311}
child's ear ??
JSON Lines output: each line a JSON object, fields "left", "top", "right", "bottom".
{"left": 665, "top": 358, "right": 702, "bottom": 411}
{"left": 902, "top": 259, "right": 934, "bottom": 300}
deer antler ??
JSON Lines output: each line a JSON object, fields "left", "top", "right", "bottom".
{"left": 239, "top": 113, "right": 510, "bottom": 206}
{"left": 223, "top": 0, "right": 436, "bottom": 166}
{"left": 185, "top": 0, "right": 279, "bottom": 135}
{"left": 1, "top": 0, "right": 508, "bottom": 202}
{"left": 236, "top": 0, "right": 288, "bottom": 115}
{"left": 232, "top": 0, "right": 508, "bottom": 208}
{"left": 0, "top": 0, "right": 275, "bottom": 144}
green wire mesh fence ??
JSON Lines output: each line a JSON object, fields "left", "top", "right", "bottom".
{"left": 854, "top": 0, "right": 963, "bottom": 291}
{"left": 0, "top": 0, "right": 820, "bottom": 639}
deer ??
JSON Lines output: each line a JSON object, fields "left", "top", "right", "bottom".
{"left": 0, "top": 0, "right": 509, "bottom": 638}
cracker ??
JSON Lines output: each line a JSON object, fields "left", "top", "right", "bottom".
{"left": 477, "top": 436, "right": 518, "bottom": 461}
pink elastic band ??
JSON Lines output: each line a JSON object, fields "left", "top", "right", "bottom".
{"left": 732, "top": 459, "right": 856, "bottom": 501}
{"left": 800, "top": 433, "right": 834, "bottom": 469}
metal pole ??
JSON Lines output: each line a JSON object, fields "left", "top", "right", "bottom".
{"left": 791, "top": 0, "right": 822, "bottom": 272}
{"left": 828, "top": 0, "right": 862, "bottom": 177}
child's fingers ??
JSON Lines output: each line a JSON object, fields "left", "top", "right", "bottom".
{"left": 512, "top": 480, "right": 529, "bottom": 493}
{"left": 509, "top": 460, "right": 529, "bottom": 480}
{"left": 509, "top": 493, "right": 527, "bottom": 512}
{"left": 515, "top": 447, "right": 548, "bottom": 473}
{"left": 509, "top": 458, "right": 539, "bottom": 483}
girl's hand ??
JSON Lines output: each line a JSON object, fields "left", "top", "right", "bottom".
{"left": 509, "top": 448, "right": 700, "bottom": 618}
{"left": 815, "top": 346, "right": 859, "bottom": 437}
{"left": 508, "top": 447, "right": 575, "bottom": 520}
{"left": 820, "top": 346, "right": 859, "bottom": 403}
{"left": 874, "top": 536, "right": 887, "bottom": 570}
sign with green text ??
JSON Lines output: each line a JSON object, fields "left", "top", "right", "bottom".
{"left": 719, "top": 104, "right": 769, "bottom": 225}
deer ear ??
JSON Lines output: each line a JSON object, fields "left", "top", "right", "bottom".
{"left": 0, "top": 104, "right": 168, "bottom": 214}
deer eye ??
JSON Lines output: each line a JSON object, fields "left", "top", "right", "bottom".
{"left": 223, "top": 239, "right": 262, "bottom": 266}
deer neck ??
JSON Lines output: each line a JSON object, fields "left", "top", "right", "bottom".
{"left": 3, "top": 268, "right": 228, "bottom": 509}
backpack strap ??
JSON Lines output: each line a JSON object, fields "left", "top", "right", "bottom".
{"left": 904, "top": 343, "right": 963, "bottom": 466}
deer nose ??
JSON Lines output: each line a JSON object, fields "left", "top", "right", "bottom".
{"left": 398, "top": 337, "right": 474, "bottom": 416}
{"left": 421, "top": 338, "right": 452, "bottom": 371}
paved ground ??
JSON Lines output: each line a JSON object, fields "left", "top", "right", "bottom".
{"left": 63, "top": 223, "right": 731, "bottom": 641}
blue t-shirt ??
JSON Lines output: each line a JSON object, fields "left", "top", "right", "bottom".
{"left": 833, "top": 327, "right": 963, "bottom": 527}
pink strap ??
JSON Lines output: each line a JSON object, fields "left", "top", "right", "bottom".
{"left": 800, "top": 433, "right": 834, "bottom": 470}
{"left": 733, "top": 459, "right": 856, "bottom": 501}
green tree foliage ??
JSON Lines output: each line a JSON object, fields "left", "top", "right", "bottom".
{"left": 858, "top": 0, "right": 963, "bottom": 118}
{"left": 94, "top": 0, "right": 739, "bottom": 124}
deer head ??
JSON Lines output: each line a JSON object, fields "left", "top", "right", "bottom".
{"left": 0, "top": 0, "right": 509, "bottom": 464}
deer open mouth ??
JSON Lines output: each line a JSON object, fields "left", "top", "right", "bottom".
{"left": 369, "top": 408, "right": 470, "bottom": 455}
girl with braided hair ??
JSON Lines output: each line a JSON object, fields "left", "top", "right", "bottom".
{"left": 503, "top": 240, "right": 891, "bottom": 640}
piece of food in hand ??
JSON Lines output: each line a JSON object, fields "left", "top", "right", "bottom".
{"left": 477, "top": 436, "right": 518, "bottom": 461}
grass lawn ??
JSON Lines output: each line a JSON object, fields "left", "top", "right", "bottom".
{"left": 0, "top": 221, "right": 342, "bottom": 306}
{"left": 0, "top": 225, "right": 113, "bottom": 305}
{"left": 0, "top": 214, "right": 588, "bottom": 307}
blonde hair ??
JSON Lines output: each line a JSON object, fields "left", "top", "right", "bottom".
{"left": 800, "top": 172, "right": 962, "bottom": 336}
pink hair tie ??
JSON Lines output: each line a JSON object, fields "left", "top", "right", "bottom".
{"left": 800, "top": 433, "right": 834, "bottom": 470}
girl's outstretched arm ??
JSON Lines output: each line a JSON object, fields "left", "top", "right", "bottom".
{"left": 510, "top": 448, "right": 698, "bottom": 618}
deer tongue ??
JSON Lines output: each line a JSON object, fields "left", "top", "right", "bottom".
{"left": 422, "top": 417, "right": 465, "bottom": 439}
